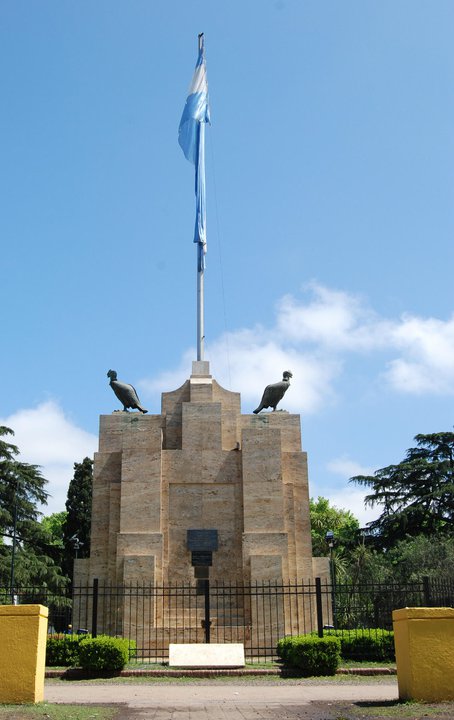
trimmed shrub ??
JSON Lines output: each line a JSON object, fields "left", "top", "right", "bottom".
{"left": 321, "top": 629, "right": 395, "bottom": 662}
{"left": 277, "top": 635, "right": 341, "bottom": 676}
{"left": 46, "top": 634, "right": 89, "bottom": 667}
{"left": 276, "top": 635, "right": 296, "bottom": 663}
{"left": 78, "top": 635, "right": 136, "bottom": 671}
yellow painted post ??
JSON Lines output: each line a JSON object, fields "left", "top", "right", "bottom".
{"left": 0, "top": 604, "right": 48, "bottom": 703}
{"left": 393, "top": 607, "right": 454, "bottom": 702}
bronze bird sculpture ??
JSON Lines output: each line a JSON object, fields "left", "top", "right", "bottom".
{"left": 253, "top": 371, "right": 293, "bottom": 414}
{"left": 107, "top": 369, "right": 148, "bottom": 413}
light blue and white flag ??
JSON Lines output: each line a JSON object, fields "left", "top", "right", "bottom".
{"left": 179, "top": 34, "right": 210, "bottom": 271}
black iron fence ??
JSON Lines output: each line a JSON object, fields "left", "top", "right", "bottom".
{"left": 1, "top": 577, "right": 453, "bottom": 662}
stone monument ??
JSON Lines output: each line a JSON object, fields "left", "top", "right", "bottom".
{"left": 73, "top": 36, "right": 330, "bottom": 652}
{"left": 75, "top": 361, "right": 327, "bottom": 589}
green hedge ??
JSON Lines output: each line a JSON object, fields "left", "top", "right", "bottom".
{"left": 277, "top": 635, "right": 341, "bottom": 676}
{"left": 320, "top": 629, "right": 395, "bottom": 661}
{"left": 46, "top": 634, "right": 89, "bottom": 667}
{"left": 78, "top": 635, "right": 136, "bottom": 671}
{"left": 276, "top": 635, "right": 295, "bottom": 664}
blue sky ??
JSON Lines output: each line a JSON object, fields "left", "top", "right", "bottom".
{"left": 1, "top": 1, "right": 453, "bottom": 525}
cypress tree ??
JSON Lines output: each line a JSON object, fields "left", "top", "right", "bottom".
{"left": 62, "top": 457, "right": 93, "bottom": 582}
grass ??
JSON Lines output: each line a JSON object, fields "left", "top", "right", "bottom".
{"left": 47, "top": 659, "right": 393, "bottom": 672}
{"left": 334, "top": 699, "right": 454, "bottom": 718}
{"left": 0, "top": 705, "right": 116, "bottom": 720}
{"left": 46, "top": 672, "right": 396, "bottom": 685}
{"left": 340, "top": 660, "right": 395, "bottom": 668}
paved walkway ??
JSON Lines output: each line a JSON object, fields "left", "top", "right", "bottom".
{"left": 45, "top": 679, "right": 399, "bottom": 709}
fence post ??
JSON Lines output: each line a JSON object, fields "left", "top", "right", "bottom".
{"left": 423, "top": 576, "right": 431, "bottom": 607}
{"left": 204, "top": 579, "right": 211, "bottom": 643}
{"left": 92, "top": 578, "right": 98, "bottom": 638}
{"left": 315, "top": 578, "right": 324, "bottom": 638}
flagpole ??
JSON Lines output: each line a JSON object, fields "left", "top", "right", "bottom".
{"left": 178, "top": 32, "right": 208, "bottom": 363}
{"left": 197, "top": 32, "right": 205, "bottom": 362}
{"left": 197, "top": 264, "right": 204, "bottom": 361}
{"left": 197, "top": 205, "right": 204, "bottom": 362}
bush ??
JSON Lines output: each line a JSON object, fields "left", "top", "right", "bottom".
{"left": 277, "top": 635, "right": 341, "bottom": 676}
{"left": 276, "top": 635, "right": 296, "bottom": 663}
{"left": 46, "top": 634, "right": 89, "bottom": 666}
{"left": 321, "top": 629, "right": 395, "bottom": 662}
{"left": 78, "top": 635, "right": 136, "bottom": 671}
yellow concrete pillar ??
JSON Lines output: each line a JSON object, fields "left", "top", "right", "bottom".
{"left": 0, "top": 604, "right": 48, "bottom": 703}
{"left": 393, "top": 607, "right": 454, "bottom": 701}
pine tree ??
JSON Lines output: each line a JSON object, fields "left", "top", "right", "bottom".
{"left": 0, "top": 425, "right": 66, "bottom": 590}
{"left": 350, "top": 432, "right": 454, "bottom": 549}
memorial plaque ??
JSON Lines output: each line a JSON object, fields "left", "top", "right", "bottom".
{"left": 191, "top": 550, "right": 212, "bottom": 566}
{"left": 187, "top": 529, "right": 218, "bottom": 551}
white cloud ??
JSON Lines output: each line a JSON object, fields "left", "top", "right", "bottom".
{"left": 326, "top": 456, "right": 375, "bottom": 479}
{"left": 140, "top": 282, "right": 454, "bottom": 407}
{"left": 323, "top": 455, "right": 379, "bottom": 526}
{"left": 139, "top": 329, "right": 342, "bottom": 414}
{"left": 276, "top": 283, "right": 392, "bottom": 351}
{"left": 326, "top": 487, "right": 380, "bottom": 528}
{"left": 0, "top": 401, "right": 98, "bottom": 517}
{"left": 386, "top": 314, "right": 454, "bottom": 394}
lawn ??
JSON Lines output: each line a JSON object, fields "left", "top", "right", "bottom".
{"left": 0, "top": 706, "right": 116, "bottom": 720}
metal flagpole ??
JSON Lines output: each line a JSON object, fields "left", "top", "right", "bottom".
{"left": 197, "top": 32, "right": 205, "bottom": 362}
{"left": 197, "top": 250, "right": 204, "bottom": 361}
{"left": 197, "top": 123, "right": 205, "bottom": 361}
{"left": 179, "top": 32, "right": 208, "bottom": 363}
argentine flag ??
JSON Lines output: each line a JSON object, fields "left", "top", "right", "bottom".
{"left": 179, "top": 34, "right": 210, "bottom": 269}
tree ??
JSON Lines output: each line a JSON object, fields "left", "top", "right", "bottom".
{"left": 350, "top": 432, "right": 454, "bottom": 549}
{"left": 0, "top": 426, "right": 66, "bottom": 590}
{"left": 343, "top": 540, "right": 393, "bottom": 587}
{"left": 310, "top": 496, "right": 360, "bottom": 556}
{"left": 0, "top": 427, "right": 48, "bottom": 535}
{"left": 40, "top": 511, "right": 67, "bottom": 570}
{"left": 41, "top": 511, "right": 67, "bottom": 547}
{"left": 388, "top": 535, "right": 454, "bottom": 583}
{"left": 62, "top": 458, "right": 93, "bottom": 582}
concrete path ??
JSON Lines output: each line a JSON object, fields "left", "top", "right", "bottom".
{"left": 45, "top": 680, "right": 399, "bottom": 708}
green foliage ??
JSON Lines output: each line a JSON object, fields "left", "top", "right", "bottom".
{"left": 0, "top": 548, "right": 67, "bottom": 591}
{"left": 277, "top": 634, "right": 341, "bottom": 676}
{"left": 46, "top": 633, "right": 89, "bottom": 666}
{"left": 0, "top": 425, "right": 67, "bottom": 589}
{"left": 310, "top": 496, "right": 360, "bottom": 556}
{"left": 276, "top": 635, "right": 296, "bottom": 663}
{"left": 62, "top": 458, "right": 93, "bottom": 582}
{"left": 351, "top": 432, "right": 454, "bottom": 549}
{"left": 343, "top": 542, "right": 394, "bottom": 586}
{"left": 279, "top": 630, "right": 394, "bottom": 667}
{"left": 41, "top": 512, "right": 67, "bottom": 549}
{"left": 78, "top": 635, "right": 136, "bottom": 671}
{"left": 388, "top": 535, "right": 454, "bottom": 583}
{"left": 322, "top": 629, "right": 395, "bottom": 661}
{"left": 0, "top": 426, "right": 48, "bottom": 535}
{"left": 38, "top": 512, "right": 68, "bottom": 580}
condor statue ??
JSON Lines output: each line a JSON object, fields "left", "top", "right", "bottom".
{"left": 107, "top": 369, "right": 148, "bottom": 413}
{"left": 253, "top": 371, "right": 293, "bottom": 414}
